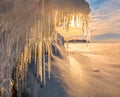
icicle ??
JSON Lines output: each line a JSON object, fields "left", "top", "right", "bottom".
{"left": 42, "top": 42, "right": 46, "bottom": 86}
{"left": 48, "top": 44, "right": 51, "bottom": 79}
{"left": 38, "top": 41, "right": 43, "bottom": 81}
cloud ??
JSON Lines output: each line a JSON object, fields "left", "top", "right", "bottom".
{"left": 87, "top": 0, "right": 120, "bottom": 42}
{"left": 92, "top": 33, "right": 120, "bottom": 42}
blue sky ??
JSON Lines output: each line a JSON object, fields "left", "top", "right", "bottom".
{"left": 86, "top": 0, "right": 120, "bottom": 42}
{"left": 87, "top": 0, "right": 106, "bottom": 10}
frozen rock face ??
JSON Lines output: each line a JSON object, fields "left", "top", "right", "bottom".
{"left": 52, "top": 33, "right": 64, "bottom": 56}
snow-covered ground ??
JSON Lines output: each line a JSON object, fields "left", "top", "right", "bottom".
{"left": 42, "top": 43, "right": 120, "bottom": 97}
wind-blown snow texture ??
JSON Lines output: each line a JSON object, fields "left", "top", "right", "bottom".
{"left": 51, "top": 43, "right": 120, "bottom": 97}
{"left": 26, "top": 43, "right": 120, "bottom": 97}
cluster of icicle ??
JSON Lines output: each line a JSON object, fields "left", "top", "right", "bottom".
{"left": 0, "top": 1, "right": 54, "bottom": 97}
{"left": 13, "top": 2, "right": 54, "bottom": 97}
{"left": 14, "top": 18, "right": 53, "bottom": 97}
{"left": 52, "top": 8, "right": 90, "bottom": 51}
{"left": 52, "top": 8, "right": 91, "bottom": 41}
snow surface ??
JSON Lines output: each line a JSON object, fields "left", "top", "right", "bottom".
{"left": 64, "top": 43, "right": 120, "bottom": 97}
{"left": 37, "top": 43, "right": 120, "bottom": 97}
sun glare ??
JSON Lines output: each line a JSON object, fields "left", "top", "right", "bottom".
{"left": 70, "top": 16, "right": 75, "bottom": 27}
{"left": 70, "top": 15, "right": 81, "bottom": 28}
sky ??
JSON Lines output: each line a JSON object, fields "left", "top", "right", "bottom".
{"left": 86, "top": 0, "right": 120, "bottom": 42}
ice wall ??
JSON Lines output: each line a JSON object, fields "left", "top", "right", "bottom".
{"left": 0, "top": 1, "right": 42, "bottom": 96}
{"left": 0, "top": 0, "right": 91, "bottom": 97}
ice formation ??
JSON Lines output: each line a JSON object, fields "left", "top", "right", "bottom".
{"left": 0, "top": 0, "right": 91, "bottom": 97}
